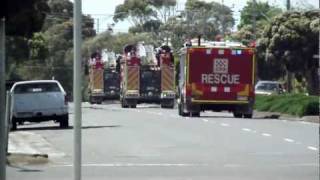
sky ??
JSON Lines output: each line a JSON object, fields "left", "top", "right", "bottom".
{"left": 80, "top": 0, "right": 319, "bottom": 33}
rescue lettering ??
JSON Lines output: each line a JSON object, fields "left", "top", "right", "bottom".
{"left": 201, "top": 74, "right": 240, "bottom": 85}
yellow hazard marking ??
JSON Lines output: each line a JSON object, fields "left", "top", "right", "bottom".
{"left": 237, "top": 84, "right": 249, "bottom": 96}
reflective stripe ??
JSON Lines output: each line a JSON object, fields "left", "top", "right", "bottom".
{"left": 126, "top": 66, "right": 139, "bottom": 90}
{"left": 161, "top": 66, "right": 174, "bottom": 91}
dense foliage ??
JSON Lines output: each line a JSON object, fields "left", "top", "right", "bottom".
{"left": 255, "top": 94, "right": 319, "bottom": 117}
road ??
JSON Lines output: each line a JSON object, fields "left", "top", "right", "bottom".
{"left": 7, "top": 102, "right": 319, "bottom": 180}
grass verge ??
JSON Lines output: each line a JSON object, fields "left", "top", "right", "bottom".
{"left": 255, "top": 94, "right": 319, "bottom": 117}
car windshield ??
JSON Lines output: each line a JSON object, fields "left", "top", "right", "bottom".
{"left": 14, "top": 83, "right": 60, "bottom": 94}
{"left": 256, "top": 83, "right": 278, "bottom": 91}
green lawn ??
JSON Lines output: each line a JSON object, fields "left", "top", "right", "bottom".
{"left": 254, "top": 94, "right": 319, "bottom": 117}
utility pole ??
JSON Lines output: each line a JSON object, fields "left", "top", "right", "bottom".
{"left": 0, "top": 17, "right": 6, "bottom": 180}
{"left": 285, "top": 0, "right": 293, "bottom": 92}
{"left": 73, "top": 0, "right": 82, "bottom": 180}
{"left": 96, "top": 18, "right": 100, "bottom": 33}
{"left": 252, "top": 0, "right": 257, "bottom": 41}
{"left": 286, "top": 0, "right": 291, "bottom": 10}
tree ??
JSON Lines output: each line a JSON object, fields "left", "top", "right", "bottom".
{"left": 184, "top": 0, "right": 234, "bottom": 39}
{"left": 234, "top": 1, "right": 282, "bottom": 44}
{"left": 5, "top": 0, "right": 49, "bottom": 37}
{"left": 257, "top": 11, "right": 319, "bottom": 95}
{"left": 113, "top": 0, "right": 155, "bottom": 27}
{"left": 6, "top": 0, "right": 96, "bottom": 94}
{"left": 149, "top": 0, "right": 177, "bottom": 24}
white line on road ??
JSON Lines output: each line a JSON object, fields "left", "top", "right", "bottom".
{"left": 241, "top": 128, "right": 252, "bottom": 132}
{"left": 283, "top": 138, "right": 295, "bottom": 143}
{"left": 220, "top": 123, "right": 230, "bottom": 127}
{"left": 261, "top": 133, "right": 272, "bottom": 137}
{"left": 277, "top": 163, "right": 319, "bottom": 167}
{"left": 52, "top": 163, "right": 208, "bottom": 168}
{"left": 307, "top": 146, "right": 318, "bottom": 151}
{"left": 202, "top": 119, "right": 209, "bottom": 122}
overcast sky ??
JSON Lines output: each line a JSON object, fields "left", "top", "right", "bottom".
{"left": 80, "top": 0, "right": 319, "bottom": 33}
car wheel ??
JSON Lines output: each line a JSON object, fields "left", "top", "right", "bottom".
{"left": 244, "top": 114, "right": 253, "bottom": 119}
{"left": 59, "top": 114, "right": 69, "bottom": 128}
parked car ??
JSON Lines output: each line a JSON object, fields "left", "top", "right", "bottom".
{"left": 10, "top": 80, "right": 69, "bottom": 130}
{"left": 255, "top": 81, "right": 285, "bottom": 95}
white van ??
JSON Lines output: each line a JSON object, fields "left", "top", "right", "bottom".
{"left": 10, "top": 80, "right": 69, "bottom": 130}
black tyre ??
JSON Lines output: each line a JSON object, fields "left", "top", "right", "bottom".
{"left": 131, "top": 104, "right": 137, "bottom": 108}
{"left": 191, "top": 112, "right": 200, "bottom": 117}
{"left": 178, "top": 104, "right": 182, "bottom": 115}
{"left": 11, "top": 118, "right": 17, "bottom": 131}
{"left": 244, "top": 114, "right": 253, "bottom": 119}
{"left": 179, "top": 103, "right": 188, "bottom": 117}
{"left": 59, "top": 114, "right": 69, "bottom": 128}
{"left": 121, "top": 99, "right": 128, "bottom": 108}
{"left": 96, "top": 100, "right": 102, "bottom": 104}
{"left": 233, "top": 112, "right": 243, "bottom": 118}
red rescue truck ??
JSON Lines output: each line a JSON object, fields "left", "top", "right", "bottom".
{"left": 120, "top": 45, "right": 141, "bottom": 108}
{"left": 177, "top": 41, "right": 255, "bottom": 118}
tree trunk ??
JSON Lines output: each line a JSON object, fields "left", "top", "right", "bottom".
{"left": 286, "top": 71, "right": 293, "bottom": 93}
{"left": 306, "top": 67, "right": 319, "bottom": 96}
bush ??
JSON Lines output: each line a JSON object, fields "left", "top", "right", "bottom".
{"left": 255, "top": 94, "right": 319, "bottom": 117}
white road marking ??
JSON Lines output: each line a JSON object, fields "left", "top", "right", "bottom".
{"left": 223, "top": 164, "right": 245, "bottom": 168}
{"left": 52, "top": 163, "right": 207, "bottom": 167}
{"left": 220, "top": 123, "right": 230, "bottom": 127}
{"left": 241, "top": 128, "right": 252, "bottom": 132}
{"left": 157, "top": 112, "right": 163, "bottom": 116}
{"left": 261, "top": 133, "right": 272, "bottom": 137}
{"left": 283, "top": 138, "right": 295, "bottom": 143}
{"left": 307, "top": 146, "right": 318, "bottom": 151}
{"left": 277, "top": 163, "right": 319, "bottom": 167}
{"left": 202, "top": 119, "right": 209, "bottom": 122}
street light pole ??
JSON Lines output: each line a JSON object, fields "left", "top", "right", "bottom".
{"left": 0, "top": 17, "right": 6, "bottom": 180}
{"left": 252, "top": 0, "right": 257, "bottom": 41}
{"left": 73, "top": 0, "right": 82, "bottom": 180}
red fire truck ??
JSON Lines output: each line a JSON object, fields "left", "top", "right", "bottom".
{"left": 177, "top": 41, "right": 255, "bottom": 118}
{"left": 120, "top": 44, "right": 175, "bottom": 108}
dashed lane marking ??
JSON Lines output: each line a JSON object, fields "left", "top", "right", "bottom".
{"left": 307, "top": 146, "right": 318, "bottom": 151}
{"left": 220, "top": 123, "right": 230, "bottom": 127}
{"left": 283, "top": 138, "right": 295, "bottom": 143}
{"left": 261, "top": 133, "right": 272, "bottom": 137}
{"left": 202, "top": 119, "right": 209, "bottom": 122}
{"left": 241, "top": 128, "right": 252, "bottom": 132}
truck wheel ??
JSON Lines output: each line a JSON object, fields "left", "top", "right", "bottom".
{"left": 244, "top": 114, "right": 253, "bottom": 119}
{"left": 168, "top": 104, "right": 174, "bottom": 109}
{"left": 59, "top": 114, "right": 69, "bottom": 128}
{"left": 233, "top": 112, "right": 243, "bottom": 118}
{"left": 178, "top": 104, "right": 183, "bottom": 115}
{"left": 191, "top": 112, "right": 200, "bottom": 117}
{"left": 179, "top": 103, "right": 188, "bottom": 117}
{"left": 131, "top": 104, "right": 137, "bottom": 108}
{"left": 121, "top": 99, "right": 128, "bottom": 108}
{"left": 11, "top": 118, "right": 17, "bottom": 131}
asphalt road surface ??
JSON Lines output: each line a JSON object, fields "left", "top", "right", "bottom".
{"left": 7, "top": 102, "right": 319, "bottom": 180}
